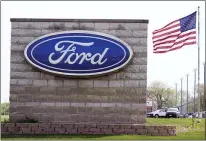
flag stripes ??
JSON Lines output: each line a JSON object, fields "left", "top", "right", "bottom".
{"left": 152, "top": 12, "right": 197, "bottom": 53}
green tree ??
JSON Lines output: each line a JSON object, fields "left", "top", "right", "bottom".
{"left": 163, "top": 88, "right": 176, "bottom": 108}
{"left": 196, "top": 84, "right": 204, "bottom": 111}
{"left": 147, "top": 81, "right": 175, "bottom": 109}
{"left": 176, "top": 90, "right": 190, "bottom": 106}
{"left": 1, "top": 102, "right": 9, "bottom": 115}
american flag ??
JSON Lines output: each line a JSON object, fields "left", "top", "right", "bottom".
{"left": 152, "top": 12, "right": 197, "bottom": 53}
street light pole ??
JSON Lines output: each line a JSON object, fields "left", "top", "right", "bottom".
{"left": 175, "top": 83, "right": 178, "bottom": 106}
{"left": 186, "top": 74, "right": 189, "bottom": 113}
{"left": 181, "top": 78, "right": 183, "bottom": 115}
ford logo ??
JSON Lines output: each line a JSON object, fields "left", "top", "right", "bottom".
{"left": 24, "top": 31, "right": 133, "bottom": 77}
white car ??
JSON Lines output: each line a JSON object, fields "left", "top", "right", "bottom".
{"left": 148, "top": 109, "right": 167, "bottom": 118}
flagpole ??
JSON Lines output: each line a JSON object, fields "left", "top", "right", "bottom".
{"left": 197, "top": 6, "right": 201, "bottom": 120}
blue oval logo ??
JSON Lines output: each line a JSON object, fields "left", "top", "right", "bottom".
{"left": 24, "top": 31, "right": 133, "bottom": 77}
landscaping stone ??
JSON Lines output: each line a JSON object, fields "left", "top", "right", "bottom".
{"left": 1, "top": 123, "right": 176, "bottom": 136}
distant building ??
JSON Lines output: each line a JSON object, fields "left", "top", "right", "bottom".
{"left": 146, "top": 96, "right": 157, "bottom": 113}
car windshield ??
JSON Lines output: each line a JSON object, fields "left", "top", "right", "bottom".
{"left": 154, "top": 110, "right": 159, "bottom": 112}
{"left": 160, "top": 109, "right": 165, "bottom": 112}
{"left": 168, "top": 108, "right": 177, "bottom": 111}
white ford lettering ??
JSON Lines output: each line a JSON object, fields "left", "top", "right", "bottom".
{"left": 25, "top": 31, "right": 133, "bottom": 77}
{"left": 48, "top": 41, "right": 109, "bottom": 65}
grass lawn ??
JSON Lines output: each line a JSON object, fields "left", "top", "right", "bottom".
{"left": 1, "top": 116, "right": 205, "bottom": 140}
{"left": 1, "top": 131, "right": 205, "bottom": 140}
{"left": 147, "top": 118, "right": 205, "bottom": 133}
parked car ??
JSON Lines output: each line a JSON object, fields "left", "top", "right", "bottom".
{"left": 166, "top": 108, "right": 180, "bottom": 118}
{"left": 183, "top": 112, "right": 194, "bottom": 118}
{"left": 192, "top": 111, "right": 206, "bottom": 118}
{"left": 201, "top": 111, "right": 206, "bottom": 118}
{"left": 148, "top": 108, "right": 167, "bottom": 118}
{"left": 146, "top": 112, "right": 152, "bottom": 117}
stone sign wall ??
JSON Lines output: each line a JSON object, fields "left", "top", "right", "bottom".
{"left": 10, "top": 18, "right": 148, "bottom": 124}
{"left": 1, "top": 123, "right": 176, "bottom": 136}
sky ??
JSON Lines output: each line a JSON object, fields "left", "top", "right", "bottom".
{"left": 1, "top": 1, "right": 205, "bottom": 103}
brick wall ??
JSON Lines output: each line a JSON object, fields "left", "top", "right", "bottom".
{"left": 1, "top": 123, "right": 176, "bottom": 136}
{"left": 10, "top": 19, "right": 148, "bottom": 124}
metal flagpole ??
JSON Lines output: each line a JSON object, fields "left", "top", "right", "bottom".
{"left": 204, "top": 62, "right": 205, "bottom": 112}
{"left": 181, "top": 78, "right": 183, "bottom": 115}
{"left": 194, "top": 69, "right": 197, "bottom": 113}
{"left": 186, "top": 74, "right": 189, "bottom": 113}
{"left": 197, "top": 6, "right": 201, "bottom": 120}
